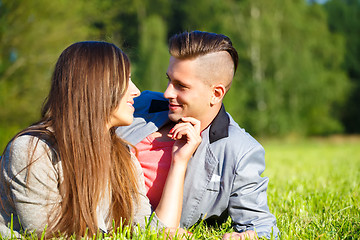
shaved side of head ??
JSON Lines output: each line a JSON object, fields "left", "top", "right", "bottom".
{"left": 193, "top": 52, "right": 234, "bottom": 91}
{"left": 168, "top": 31, "right": 239, "bottom": 96}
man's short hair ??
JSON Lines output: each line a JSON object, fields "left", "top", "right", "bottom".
{"left": 168, "top": 31, "right": 239, "bottom": 73}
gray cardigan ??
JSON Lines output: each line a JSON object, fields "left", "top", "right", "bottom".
{"left": 116, "top": 91, "right": 279, "bottom": 238}
{"left": 0, "top": 133, "right": 164, "bottom": 238}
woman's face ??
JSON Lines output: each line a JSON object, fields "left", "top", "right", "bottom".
{"left": 108, "top": 78, "right": 140, "bottom": 128}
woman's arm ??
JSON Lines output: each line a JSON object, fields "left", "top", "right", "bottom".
{"left": 154, "top": 117, "right": 201, "bottom": 227}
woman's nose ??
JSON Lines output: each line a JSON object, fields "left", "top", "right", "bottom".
{"left": 129, "top": 80, "right": 140, "bottom": 97}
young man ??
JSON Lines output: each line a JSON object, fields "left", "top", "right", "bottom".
{"left": 117, "top": 31, "right": 279, "bottom": 239}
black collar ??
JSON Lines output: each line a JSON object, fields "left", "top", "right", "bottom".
{"left": 149, "top": 99, "right": 169, "bottom": 113}
{"left": 208, "top": 104, "right": 230, "bottom": 143}
{"left": 148, "top": 100, "right": 229, "bottom": 143}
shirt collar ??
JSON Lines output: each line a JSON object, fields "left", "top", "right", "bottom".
{"left": 149, "top": 99, "right": 169, "bottom": 113}
{"left": 149, "top": 100, "right": 229, "bottom": 144}
{"left": 208, "top": 104, "right": 230, "bottom": 144}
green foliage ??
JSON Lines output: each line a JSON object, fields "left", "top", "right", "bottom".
{"left": 0, "top": 0, "right": 358, "bottom": 151}
{"left": 0, "top": 0, "right": 92, "bottom": 150}
{"left": 221, "top": 0, "right": 350, "bottom": 136}
{"left": 323, "top": 0, "right": 360, "bottom": 133}
{"left": 135, "top": 15, "right": 169, "bottom": 92}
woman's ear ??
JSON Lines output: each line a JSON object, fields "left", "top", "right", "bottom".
{"left": 210, "top": 84, "right": 226, "bottom": 106}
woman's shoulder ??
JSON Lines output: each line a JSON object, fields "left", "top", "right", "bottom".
{"left": 4, "top": 132, "right": 59, "bottom": 172}
{"left": 11, "top": 133, "right": 54, "bottom": 155}
{"left": 11, "top": 133, "right": 41, "bottom": 146}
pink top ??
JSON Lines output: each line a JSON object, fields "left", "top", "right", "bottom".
{"left": 134, "top": 135, "right": 175, "bottom": 209}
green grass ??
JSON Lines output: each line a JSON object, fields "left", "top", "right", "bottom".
{"left": 1, "top": 136, "right": 359, "bottom": 239}
{"left": 261, "top": 136, "right": 360, "bottom": 239}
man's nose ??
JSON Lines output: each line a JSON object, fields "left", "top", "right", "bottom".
{"left": 164, "top": 83, "right": 175, "bottom": 99}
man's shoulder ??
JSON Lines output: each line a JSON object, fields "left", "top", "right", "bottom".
{"left": 133, "top": 91, "right": 168, "bottom": 116}
{"left": 207, "top": 112, "right": 266, "bottom": 170}
{"left": 222, "top": 113, "right": 263, "bottom": 152}
{"left": 135, "top": 90, "right": 166, "bottom": 103}
{"left": 116, "top": 91, "right": 169, "bottom": 144}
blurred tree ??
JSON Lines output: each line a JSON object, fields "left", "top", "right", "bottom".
{"left": 323, "top": 0, "right": 360, "bottom": 133}
{"left": 79, "top": 0, "right": 140, "bottom": 56}
{"left": 87, "top": 0, "right": 171, "bottom": 91}
{"left": 168, "top": 0, "right": 230, "bottom": 35}
{"left": 0, "top": 0, "right": 355, "bottom": 150}
{"left": 130, "top": 0, "right": 171, "bottom": 91}
{"left": 221, "top": 0, "right": 350, "bottom": 136}
{"left": 136, "top": 15, "right": 169, "bottom": 92}
{"left": 114, "top": 0, "right": 351, "bottom": 136}
{"left": 0, "top": 0, "right": 92, "bottom": 149}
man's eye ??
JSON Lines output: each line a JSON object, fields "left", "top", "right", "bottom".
{"left": 176, "top": 83, "right": 187, "bottom": 89}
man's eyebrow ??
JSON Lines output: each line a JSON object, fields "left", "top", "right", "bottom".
{"left": 166, "top": 73, "right": 189, "bottom": 86}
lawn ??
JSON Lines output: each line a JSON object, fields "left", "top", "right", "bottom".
{"left": 261, "top": 136, "right": 360, "bottom": 239}
{"left": 0, "top": 136, "right": 359, "bottom": 239}
{"left": 188, "top": 136, "right": 360, "bottom": 239}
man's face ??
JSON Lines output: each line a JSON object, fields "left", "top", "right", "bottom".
{"left": 165, "top": 56, "right": 213, "bottom": 124}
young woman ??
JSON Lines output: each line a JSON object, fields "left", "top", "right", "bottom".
{"left": 0, "top": 41, "right": 201, "bottom": 238}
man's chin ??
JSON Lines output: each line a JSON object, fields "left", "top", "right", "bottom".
{"left": 168, "top": 113, "right": 182, "bottom": 123}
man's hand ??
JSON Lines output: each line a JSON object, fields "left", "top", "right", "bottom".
{"left": 222, "top": 230, "right": 258, "bottom": 240}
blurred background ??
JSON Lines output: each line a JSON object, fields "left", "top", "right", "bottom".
{"left": 1, "top": 0, "right": 359, "bottom": 150}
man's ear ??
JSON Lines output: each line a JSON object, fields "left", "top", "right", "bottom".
{"left": 210, "top": 84, "right": 226, "bottom": 106}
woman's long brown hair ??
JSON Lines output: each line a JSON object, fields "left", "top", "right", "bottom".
{"left": 1, "top": 41, "right": 139, "bottom": 237}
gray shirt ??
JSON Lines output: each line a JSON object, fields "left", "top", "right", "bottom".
{"left": 117, "top": 91, "right": 279, "bottom": 238}
{"left": 0, "top": 134, "right": 164, "bottom": 237}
